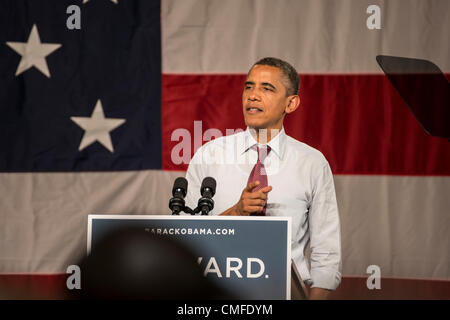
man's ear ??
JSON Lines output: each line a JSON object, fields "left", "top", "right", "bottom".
{"left": 285, "top": 95, "right": 300, "bottom": 114}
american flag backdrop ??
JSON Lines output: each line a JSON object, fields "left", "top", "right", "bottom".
{"left": 0, "top": 0, "right": 449, "bottom": 299}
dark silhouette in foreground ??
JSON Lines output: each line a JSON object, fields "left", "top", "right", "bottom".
{"left": 71, "top": 228, "right": 232, "bottom": 299}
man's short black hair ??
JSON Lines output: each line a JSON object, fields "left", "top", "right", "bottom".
{"left": 251, "top": 57, "right": 300, "bottom": 96}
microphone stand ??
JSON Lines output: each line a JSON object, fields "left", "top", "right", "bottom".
{"left": 171, "top": 205, "right": 209, "bottom": 216}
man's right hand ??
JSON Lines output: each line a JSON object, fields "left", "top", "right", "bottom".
{"left": 221, "top": 181, "right": 272, "bottom": 216}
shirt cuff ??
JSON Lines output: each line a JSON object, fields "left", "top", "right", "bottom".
{"left": 310, "top": 267, "right": 342, "bottom": 290}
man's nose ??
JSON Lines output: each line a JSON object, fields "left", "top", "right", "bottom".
{"left": 248, "top": 89, "right": 260, "bottom": 101}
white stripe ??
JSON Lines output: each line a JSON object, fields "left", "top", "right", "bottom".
{"left": 162, "top": 0, "right": 450, "bottom": 73}
{"left": 334, "top": 175, "right": 450, "bottom": 280}
{"left": 0, "top": 172, "right": 448, "bottom": 280}
{"left": 0, "top": 170, "right": 181, "bottom": 273}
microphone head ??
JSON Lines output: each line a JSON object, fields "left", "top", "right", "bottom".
{"left": 172, "top": 177, "right": 188, "bottom": 197}
{"left": 201, "top": 177, "right": 216, "bottom": 197}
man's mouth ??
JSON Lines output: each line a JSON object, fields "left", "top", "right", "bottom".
{"left": 246, "top": 106, "right": 263, "bottom": 113}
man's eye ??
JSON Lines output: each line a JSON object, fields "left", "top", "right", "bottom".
{"left": 263, "top": 87, "right": 273, "bottom": 91}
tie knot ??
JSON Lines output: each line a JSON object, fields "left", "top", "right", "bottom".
{"left": 256, "top": 145, "right": 271, "bottom": 162}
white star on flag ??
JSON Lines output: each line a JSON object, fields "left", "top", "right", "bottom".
{"left": 83, "top": 0, "right": 118, "bottom": 4}
{"left": 6, "top": 24, "right": 61, "bottom": 78}
{"left": 71, "top": 100, "right": 126, "bottom": 153}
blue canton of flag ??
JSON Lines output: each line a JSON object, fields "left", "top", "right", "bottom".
{"left": 0, "top": 0, "right": 162, "bottom": 172}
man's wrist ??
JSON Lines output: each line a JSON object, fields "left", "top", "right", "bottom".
{"left": 220, "top": 204, "right": 239, "bottom": 216}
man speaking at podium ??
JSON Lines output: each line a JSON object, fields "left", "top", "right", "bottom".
{"left": 185, "top": 57, "right": 341, "bottom": 300}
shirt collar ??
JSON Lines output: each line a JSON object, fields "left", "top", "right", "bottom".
{"left": 240, "top": 127, "right": 286, "bottom": 160}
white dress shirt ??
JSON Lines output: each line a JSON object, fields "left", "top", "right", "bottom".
{"left": 185, "top": 127, "right": 342, "bottom": 290}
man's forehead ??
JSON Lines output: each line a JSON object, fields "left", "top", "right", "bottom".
{"left": 247, "top": 65, "right": 283, "bottom": 83}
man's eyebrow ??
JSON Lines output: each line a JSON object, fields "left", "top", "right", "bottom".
{"left": 261, "top": 82, "right": 276, "bottom": 90}
{"left": 244, "top": 81, "right": 277, "bottom": 90}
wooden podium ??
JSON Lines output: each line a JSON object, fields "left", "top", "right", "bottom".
{"left": 291, "top": 259, "right": 309, "bottom": 300}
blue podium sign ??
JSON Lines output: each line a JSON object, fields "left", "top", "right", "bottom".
{"left": 88, "top": 215, "right": 291, "bottom": 300}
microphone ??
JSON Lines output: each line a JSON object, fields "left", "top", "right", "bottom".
{"left": 197, "top": 177, "right": 216, "bottom": 215}
{"left": 169, "top": 177, "right": 188, "bottom": 215}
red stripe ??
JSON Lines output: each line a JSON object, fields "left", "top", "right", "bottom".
{"left": 330, "top": 276, "right": 450, "bottom": 300}
{"left": 162, "top": 74, "right": 450, "bottom": 175}
{"left": 0, "top": 274, "right": 67, "bottom": 299}
{"left": 1, "top": 274, "right": 448, "bottom": 299}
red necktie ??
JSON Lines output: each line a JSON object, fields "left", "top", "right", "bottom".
{"left": 247, "top": 145, "right": 271, "bottom": 216}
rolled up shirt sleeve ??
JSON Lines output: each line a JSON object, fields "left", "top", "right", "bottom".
{"left": 308, "top": 162, "right": 342, "bottom": 290}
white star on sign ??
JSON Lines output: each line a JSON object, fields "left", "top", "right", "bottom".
{"left": 71, "top": 100, "right": 126, "bottom": 153}
{"left": 83, "top": 0, "right": 118, "bottom": 4}
{"left": 6, "top": 24, "right": 61, "bottom": 78}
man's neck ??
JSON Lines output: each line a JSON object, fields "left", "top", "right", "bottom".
{"left": 249, "top": 127, "right": 282, "bottom": 144}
